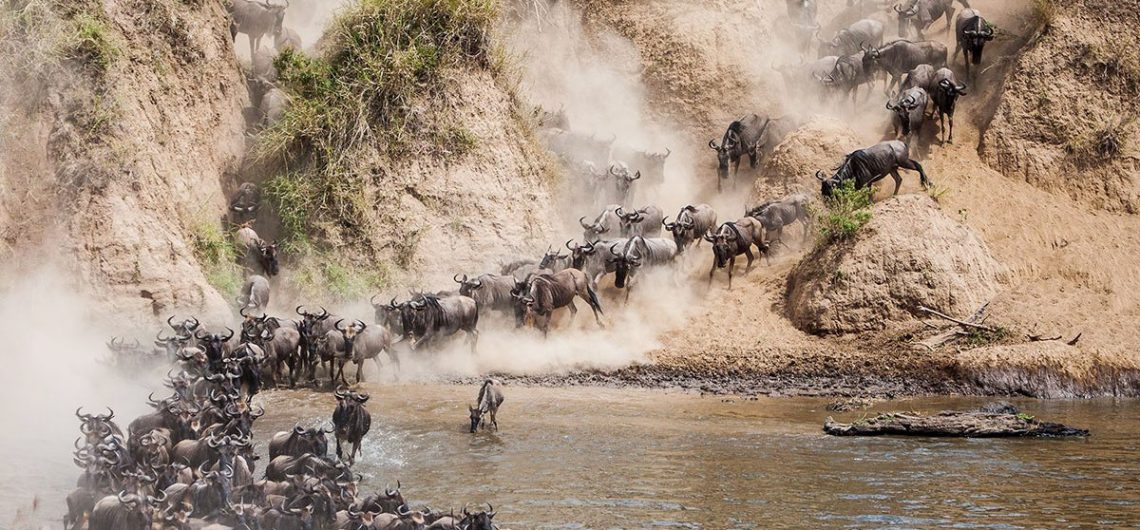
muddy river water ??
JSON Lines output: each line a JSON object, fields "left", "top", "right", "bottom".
{"left": 8, "top": 385, "right": 1140, "bottom": 528}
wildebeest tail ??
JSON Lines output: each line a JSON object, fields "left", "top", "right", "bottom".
{"left": 586, "top": 284, "right": 604, "bottom": 315}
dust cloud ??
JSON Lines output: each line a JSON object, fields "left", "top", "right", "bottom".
{"left": 0, "top": 264, "right": 158, "bottom": 526}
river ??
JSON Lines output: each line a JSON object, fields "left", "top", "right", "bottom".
{"left": 7, "top": 385, "right": 1139, "bottom": 528}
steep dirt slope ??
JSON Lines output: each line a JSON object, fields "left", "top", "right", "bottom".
{"left": 983, "top": 0, "right": 1140, "bottom": 213}
{"left": 577, "top": 0, "right": 1140, "bottom": 396}
{"left": 0, "top": 0, "right": 247, "bottom": 324}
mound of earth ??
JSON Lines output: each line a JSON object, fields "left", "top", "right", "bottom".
{"left": 786, "top": 195, "right": 1006, "bottom": 335}
{"left": 983, "top": 0, "right": 1140, "bottom": 213}
{"left": 752, "top": 118, "right": 861, "bottom": 203}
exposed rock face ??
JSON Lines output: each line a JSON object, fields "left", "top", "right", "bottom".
{"left": 787, "top": 195, "right": 1006, "bottom": 335}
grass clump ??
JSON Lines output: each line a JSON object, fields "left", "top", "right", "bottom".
{"left": 1031, "top": 0, "right": 1057, "bottom": 31}
{"left": 255, "top": 0, "right": 495, "bottom": 246}
{"left": 65, "top": 13, "right": 118, "bottom": 74}
{"left": 1067, "top": 117, "right": 1134, "bottom": 161}
{"left": 817, "top": 180, "right": 874, "bottom": 242}
{"left": 189, "top": 219, "right": 244, "bottom": 299}
{"left": 291, "top": 250, "right": 392, "bottom": 302}
{"left": 962, "top": 326, "right": 1011, "bottom": 348}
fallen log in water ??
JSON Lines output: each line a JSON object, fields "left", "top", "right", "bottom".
{"left": 823, "top": 410, "right": 1090, "bottom": 438}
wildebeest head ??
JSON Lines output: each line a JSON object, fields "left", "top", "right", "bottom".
{"left": 334, "top": 319, "right": 367, "bottom": 357}
{"left": 468, "top": 405, "right": 485, "bottom": 433}
{"left": 538, "top": 246, "right": 568, "bottom": 271}
{"left": 938, "top": 78, "right": 968, "bottom": 98}
{"left": 195, "top": 327, "right": 235, "bottom": 365}
{"left": 167, "top": 315, "right": 201, "bottom": 337}
{"left": 608, "top": 163, "right": 641, "bottom": 197}
{"left": 885, "top": 91, "right": 922, "bottom": 127}
{"left": 257, "top": 240, "right": 279, "bottom": 276}
{"left": 296, "top": 305, "right": 330, "bottom": 356}
{"left": 115, "top": 491, "right": 163, "bottom": 530}
{"left": 579, "top": 211, "right": 613, "bottom": 240}
{"left": 708, "top": 138, "right": 735, "bottom": 179}
{"left": 608, "top": 241, "right": 642, "bottom": 288}
{"left": 461, "top": 504, "right": 496, "bottom": 530}
{"left": 662, "top": 214, "right": 694, "bottom": 252}
{"left": 453, "top": 274, "right": 483, "bottom": 298}
{"left": 893, "top": 2, "right": 920, "bottom": 38}
{"left": 566, "top": 239, "right": 598, "bottom": 269}
{"left": 76, "top": 407, "right": 118, "bottom": 445}
{"left": 704, "top": 224, "right": 742, "bottom": 269}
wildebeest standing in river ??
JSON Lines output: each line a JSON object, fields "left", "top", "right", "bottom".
{"left": 469, "top": 379, "right": 504, "bottom": 433}
{"left": 332, "top": 389, "right": 372, "bottom": 465}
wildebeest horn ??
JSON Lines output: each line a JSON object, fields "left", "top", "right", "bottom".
{"left": 335, "top": 319, "right": 346, "bottom": 331}
{"left": 664, "top": 147, "right": 671, "bottom": 157}
{"left": 222, "top": 327, "right": 234, "bottom": 341}
{"left": 629, "top": 170, "right": 641, "bottom": 181}
{"left": 708, "top": 139, "right": 719, "bottom": 150}
{"left": 187, "top": 317, "right": 200, "bottom": 330}
{"left": 240, "top": 307, "right": 250, "bottom": 318}
{"left": 389, "top": 297, "right": 399, "bottom": 309}
{"left": 488, "top": 504, "right": 495, "bottom": 517}
{"left": 893, "top": 3, "right": 903, "bottom": 12}
{"left": 565, "top": 239, "right": 576, "bottom": 251}
{"left": 453, "top": 274, "right": 466, "bottom": 284}
{"left": 578, "top": 216, "right": 591, "bottom": 229}
{"left": 167, "top": 316, "right": 177, "bottom": 329}
{"left": 615, "top": 207, "right": 625, "bottom": 217}
{"left": 609, "top": 243, "right": 621, "bottom": 256}
{"left": 815, "top": 170, "right": 826, "bottom": 181}
{"left": 296, "top": 305, "right": 307, "bottom": 316}
{"left": 355, "top": 320, "right": 366, "bottom": 331}
{"left": 294, "top": 424, "right": 305, "bottom": 435}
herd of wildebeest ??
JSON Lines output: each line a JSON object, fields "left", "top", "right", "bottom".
{"left": 68, "top": 0, "right": 1001, "bottom": 528}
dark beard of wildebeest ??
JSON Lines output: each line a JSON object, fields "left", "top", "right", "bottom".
{"left": 454, "top": 273, "right": 517, "bottom": 316}
{"left": 865, "top": 39, "right": 948, "bottom": 92}
{"left": 886, "top": 86, "right": 929, "bottom": 145}
{"left": 616, "top": 205, "right": 664, "bottom": 238}
{"left": 705, "top": 218, "right": 767, "bottom": 288}
{"left": 708, "top": 115, "right": 771, "bottom": 192}
{"left": 579, "top": 203, "right": 622, "bottom": 242}
{"left": 746, "top": 193, "right": 812, "bottom": 246}
{"left": 227, "top": 0, "right": 289, "bottom": 59}
{"left": 608, "top": 236, "right": 678, "bottom": 302}
{"left": 269, "top": 424, "right": 331, "bottom": 459}
{"left": 817, "top": 19, "right": 885, "bottom": 58}
{"left": 954, "top": 8, "right": 994, "bottom": 80}
{"left": 225, "top": 343, "right": 264, "bottom": 399}
{"left": 193, "top": 327, "right": 233, "bottom": 373}
{"left": 397, "top": 294, "right": 479, "bottom": 352}
{"left": 469, "top": 379, "right": 505, "bottom": 433}
{"left": 332, "top": 389, "right": 372, "bottom": 465}
{"left": 817, "top": 140, "right": 932, "bottom": 198}
{"left": 514, "top": 268, "right": 605, "bottom": 335}
{"left": 663, "top": 204, "right": 718, "bottom": 254}
{"left": 894, "top": 0, "right": 969, "bottom": 40}
{"left": 931, "top": 68, "right": 967, "bottom": 143}
{"left": 819, "top": 50, "right": 875, "bottom": 105}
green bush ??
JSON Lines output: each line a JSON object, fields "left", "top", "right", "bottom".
{"left": 66, "top": 13, "right": 118, "bottom": 74}
{"left": 817, "top": 180, "right": 874, "bottom": 242}
{"left": 291, "top": 250, "right": 392, "bottom": 302}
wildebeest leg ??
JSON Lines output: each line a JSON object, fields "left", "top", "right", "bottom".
{"left": 708, "top": 259, "right": 718, "bottom": 285}
{"left": 889, "top": 169, "right": 904, "bottom": 195}
{"left": 584, "top": 284, "right": 604, "bottom": 324}
{"left": 731, "top": 158, "right": 739, "bottom": 189}
{"left": 490, "top": 409, "right": 498, "bottom": 431}
{"left": 249, "top": 34, "right": 258, "bottom": 59}
{"left": 902, "top": 158, "right": 930, "bottom": 188}
{"left": 355, "top": 359, "right": 364, "bottom": 384}
{"left": 566, "top": 300, "right": 578, "bottom": 322}
{"left": 946, "top": 8, "right": 956, "bottom": 33}
{"left": 947, "top": 112, "right": 955, "bottom": 144}
{"left": 468, "top": 328, "right": 479, "bottom": 353}
{"left": 335, "top": 434, "right": 344, "bottom": 460}
{"left": 744, "top": 247, "right": 755, "bottom": 273}
{"left": 727, "top": 256, "right": 736, "bottom": 288}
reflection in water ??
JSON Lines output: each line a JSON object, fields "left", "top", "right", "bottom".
{"left": 8, "top": 384, "right": 1140, "bottom": 529}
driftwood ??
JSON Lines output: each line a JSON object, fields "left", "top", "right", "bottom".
{"left": 823, "top": 410, "right": 1089, "bottom": 438}
{"left": 914, "top": 302, "right": 993, "bottom": 351}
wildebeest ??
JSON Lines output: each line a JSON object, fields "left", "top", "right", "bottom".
{"left": 901, "top": 63, "right": 937, "bottom": 93}
{"left": 663, "top": 204, "right": 717, "bottom": 253}
{"left": 709, "top": 114, "right": 771, "bottom": 192}
{"left": 348, "top": 324, "right": 394, "bottom": 383}
{"left": 236, "top": 275, "right": 270, "bottom": 313}
{"left": 452, "top": 274, "right": 510, "bottom": 316}
{"left": 332, "top": 389, "right": 372, "bottom": 465}
{"left": 818, "top": 18, "right": 884, "bottom": 58}
{"left": 541, "top": 129, "right": 614, "bottom": 166}
{"left": 536, "top": 104, "right": 569, "bottom": 129}
{"left": 611, "top": 145, "right": 670, "bottom": 186}
{"left": 235, "top": 226, "right": 279, "bottom": 277}
{"left": 954, "top": 8, "right": 994, "bottom": 80}
{"left": 400, "top": 294, "right": 479, "bottom": 352}
{"left": 886, "top": 86, "right": 929, "bottom": 145}
{"left": 866, "top": 40, "right": 948, "bottom": 91}
{"left": 537, "top": 246, "right": 571, "bottom": 274}
{"left": 514, "top": 268, "right": 604, "bottom": 335}
{"left": 605, "top": 163, "right": 641, "bottom": 206}
{"left": 579, "top": 204, "right": 622, "bottom": 242}
{"left": 930, "top": 68, "right": 967, "bottom": 143}
{"left": 228, "top": 0, "right": 289, "bottom": 58}
{"left": 566, "top": 238, "right": 627, "bottom": 288}
{"left": 705, "top": 218, "right": 767, "bottom": 288}
{"left": 616, "top": 205, "right": 664, "bottom": 238}
{"left": 608, "top": 236, "right": 678, "bottom": 300}
{"left": 255, "top": 319, "right": 302, "bottom": 387}
{"left": 230, "top": 182, "right": 260, "bottom": 222}
{"left": 817, "top": 140, "right": 931, "bottom": 198}
{"left": 89, "top": 491, "right": 161, "bottom": 530}
{"left": 469, "top": 379, "right": 504, "bottom": 433}
{"left": 268, "top": 424, "right": 329, "bottom": 459}
{"left": 819, "top": 50, "right": 874, "bottom": 104}
{"left": 894, "top": 0, "right": 969, "bottom": 40}
{"left": 746, "top": 193, "right": 811, "bottom": 245}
